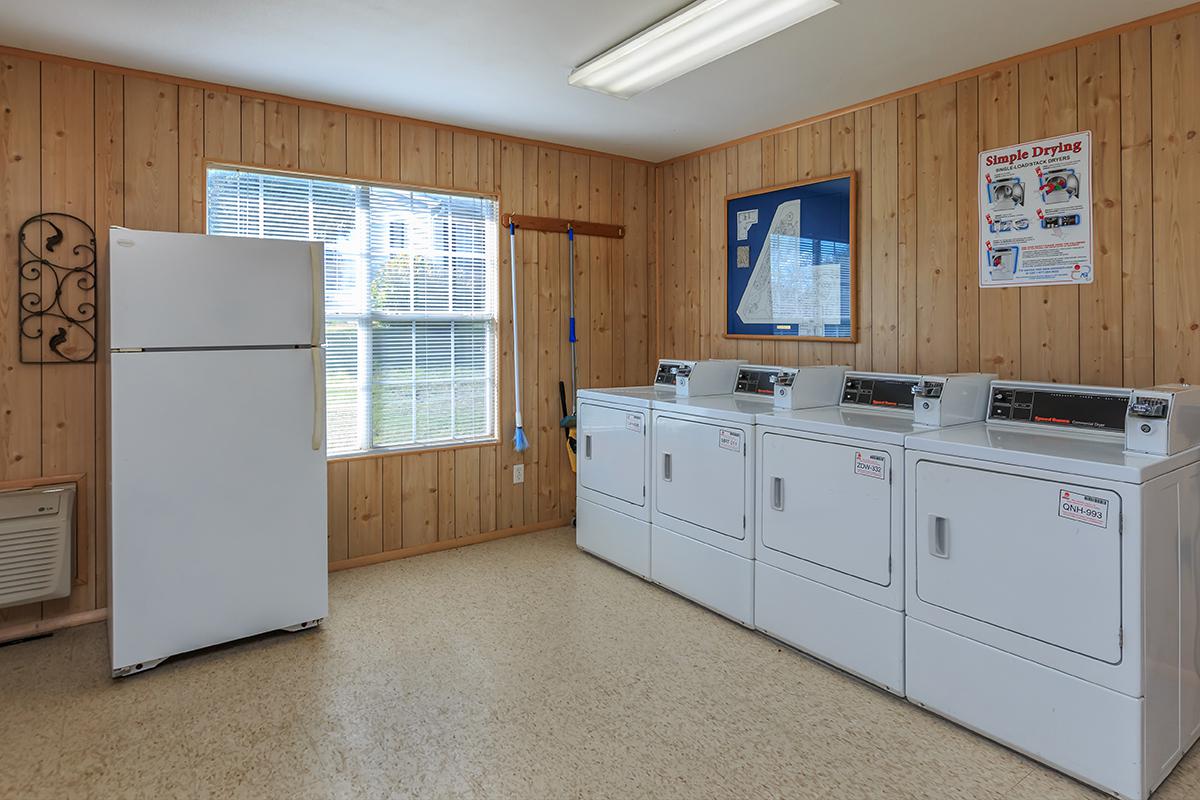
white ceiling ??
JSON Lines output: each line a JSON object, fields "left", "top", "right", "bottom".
{"left": 0, "top": 0, "right": 1188, "bottom": 162}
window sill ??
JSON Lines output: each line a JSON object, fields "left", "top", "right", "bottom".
{"left": 327, "top": 436, "right": 501, "bottom": 463}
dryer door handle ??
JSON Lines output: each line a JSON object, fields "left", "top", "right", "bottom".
{"left": 584, "top": 434, "right": 592, "bottom": 459}
{"left": 928, "top": 515, "right": 950, "bottom": 559}
{"left": 662, "top": 453, "right": 672, "bottom": 482}
{"left": 771, "top": 477, "right": 784, "bottom": 511}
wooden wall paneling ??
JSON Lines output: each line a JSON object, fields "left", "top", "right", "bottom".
{"left": 735, "top": 140, "right": 763, "bottom": 364}
{"left": 1077, "top": 37, "right": 1123, "bottom": 386}
{"left": 455, "top": 446, "right": 481, "bottom": 538}
{"left": 479, "top": 137, "right": 497, "bottom": 198}
{"left": 401, "top": 452, "right": 438, "bottom": 547}
{"left": 851, "top": 108, "right": 873, "bottom": 369}
{"left": 178, "top": 86, "right": 204, "bottom": 233}
{"left": 264, "top": 102, "right": 300, "bottom": 170}
{"left": 869, "top": 101, "right": 899, "bottom": 371}
{"left": 955, "top": 78, "right": 981, "bottom": 372}
{"left": 40, "top": 61, "right": 97, "bottom": 615}
{"left": 589, "top": 156, "right": 613, "bottom": 387}
{"left": 124, "top": 77, "right": 178, "bottom": 230}
{"left": 381, "top": 454, "right": 403, "bottom": 551}
{"left": 663, "top": 162, "right": 681, "bottom": 358}
{"left": 914, "top": 85, "right": 958, "bottom": 374}
{"left": 1018, "top": 51, "right": 1080, "bottom": 383}
{"left": 625, "top": 163, "right": 653, "bottom": 374}
{"left": 239, "top": 98, "right": 265, "bottom": 164}
{"left": 400, "top": 123, "right": 437, "bottom": 186}
{"left": 327, "top": 460, "right": 349, "bottom": 561}
{"left": 896, "top": 94, "right": 918, "bottom": 374}
{"left": 829, "top": 113, "right": 857, "bottom": 368}
{"left": 346, "top": 114, "right": 381, "bottom": 179}
{"left": 1152, "top": 15, "right": 1200, "bottom": 383}
{"left": 436, "top": 129, "right": 453, "bottom": 188}
{"left": 545, "top": 148, "right": 571, "bottom": 520}
{"left": 496, "top": 141, "right": 522, "bottom": 529}
{"left": 347, "top": 457, "right": 382, "bottom": 557}
{"left": 520, "top": 144, "right": 542, "bottom": 524}
{"left": 380, "top": 119, "right": 401, "bottom": 183}
{"left": 437, "top": 449, "right": 456, "bottom": 540}
{"left": 707, "top": 149, "right": 737, "bottom": 360}
{"left": 479, "top": 444, "right": 497, "bottom": 534}
{"left": 203, "top": 90, "right": 241, "bottom": 162}
{"left": 92, "top": 69, "right": 123, "bottom": 612}
{"left": 610, "top": 159, "right": 627, "bottom": 384}
{"left": 697, "top": 153, "right": 712, "bottom": 361}
{"left": 759, "top": 137, "right": 776, "bottom": 366}
{"left": 977, "top": 67, "right": 1021, "bottom": 378}
{"left": 452, "top": 132, "right": 478, "bottom": 191}
{"left": 1120, "top": 28, "right": 1154, "bottom": 388}
{"left": 684, "top": 156, "right": 701, "bottom": 361}
{"left": 299, "top": 107, "right": 346, "bottom": 175}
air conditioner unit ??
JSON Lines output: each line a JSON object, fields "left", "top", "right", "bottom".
{"left": 0, "top": 484, "right": 74, "bottom": 608}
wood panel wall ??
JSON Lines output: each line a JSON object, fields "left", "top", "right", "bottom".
{"left": 0, "top": 52, "right": 654, "bottom": 639}
{"left": 656, "top": 12, "right": 1199, "bottom": 391}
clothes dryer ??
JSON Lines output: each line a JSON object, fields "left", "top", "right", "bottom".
{"left": 904, "top": 382, "right": 1200, "bottom": 800}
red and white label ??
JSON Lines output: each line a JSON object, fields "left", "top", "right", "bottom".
{"left": 854, "top": 450, "right": 887, "bottom": 480}
{"left": 718, "top": 428, "right": 742, "bottom": 452}
{"left": 1058, "top": 489, "right": 1109, "bottom": 528}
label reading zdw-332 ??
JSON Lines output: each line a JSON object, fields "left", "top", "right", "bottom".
{"left": 1058, "top": 489, "right": 1109, "bottom": 528}
{"left": 854, "top": 450, "right": 887, "bottom": 480}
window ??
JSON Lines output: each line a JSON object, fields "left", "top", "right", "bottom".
{"left": 206, "top": 166, "right": 498, "bottom": 456}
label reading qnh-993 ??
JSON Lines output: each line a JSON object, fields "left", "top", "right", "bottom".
{"left": 1058, "top": 489, "right": 1109, "bottom": 528}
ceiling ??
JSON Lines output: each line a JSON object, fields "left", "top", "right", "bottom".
{"left": 0, "top": 0, "right": 1189, "bottom": 162}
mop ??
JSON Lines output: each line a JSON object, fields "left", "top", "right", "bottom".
{"left": 508, "top": 221, "right": 529, "bottom": 452}
{"left": 559, "top": 226, "right": 578, "bottom": 472}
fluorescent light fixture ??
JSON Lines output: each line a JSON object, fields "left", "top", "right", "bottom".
{"left": 568, "top": 0, "right": 838, "bottom": 99}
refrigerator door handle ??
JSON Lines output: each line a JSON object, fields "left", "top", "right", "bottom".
{"left": 309, "top": 243, "right": 324, "bottom": 348}
{"left": 312, "top": 348, "right": 325, "bottom": 451}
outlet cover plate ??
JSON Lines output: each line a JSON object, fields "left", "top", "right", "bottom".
{"left": 513, "top": 464, "right": 525, "bottom": 484}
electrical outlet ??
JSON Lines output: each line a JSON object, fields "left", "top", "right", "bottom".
{"left": 512, "top": 464, "right": 525, "bottom": 484}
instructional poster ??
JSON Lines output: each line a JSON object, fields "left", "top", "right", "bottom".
{"left": 978, "top": 131, "right": 1093, "bottom": 288}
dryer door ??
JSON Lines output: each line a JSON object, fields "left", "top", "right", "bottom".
{"left": 577, "top": 400, "right": 646, "bottom": 508}
{"left": 913, "top": 460, "right": 1123, "bottom": 663}
{"left": 760, "top": 432, "right": 892, "bottom": 586}
{"left": 654, "top": 415, "right": 746, "bottom": 540}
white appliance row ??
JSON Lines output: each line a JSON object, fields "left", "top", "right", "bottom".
{"left": 577, "top": 361, "right": 1200, "bottom": 800}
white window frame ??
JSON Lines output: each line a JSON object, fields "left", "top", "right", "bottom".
{"left": 204, "top": 162, "right": 501, "bottom": 458}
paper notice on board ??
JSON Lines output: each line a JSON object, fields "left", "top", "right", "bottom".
{"left": 736, "top": 209, "right": 758, "bottom": 241}
{"left": 978, "top": 131, "right": 1093, "bottom": 288}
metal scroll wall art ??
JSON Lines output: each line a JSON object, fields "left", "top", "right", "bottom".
{"left": 18, "top": 213, "right": 97, "bottom": 363}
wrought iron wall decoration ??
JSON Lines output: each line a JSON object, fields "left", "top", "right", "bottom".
{"left": 18, "top": 213, "right": 97, "bottom": 363}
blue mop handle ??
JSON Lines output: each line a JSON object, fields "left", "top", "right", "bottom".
{"left": 567, "top": 226, "right": 577, "bottom": 343}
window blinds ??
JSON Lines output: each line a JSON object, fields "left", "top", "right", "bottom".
{"left": 206, "top": 167, "right": 498, "bottom": 456}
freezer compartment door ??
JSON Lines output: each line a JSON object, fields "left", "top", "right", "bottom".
{"left": 110, "top": 348, "right": 328, "bottom": 668}
{"left": 653, "top": 415, "right": 746, "bottom": 540}
{"left": 577, "top": 401, "right": 646, "bottom": 508}
{"left": 913, "top": 460, "right": 1122, "bottom": 663}
{"left": 760, "top": 433, "right": 893, "bottom": 586}
{"left": 110, "top": 228, "right": 323, "bottom": 349}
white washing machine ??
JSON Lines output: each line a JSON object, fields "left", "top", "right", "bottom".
{"left": 904, "top": 382, "right": 1200, "bottom": 800}
{"left": 576, "top": 358, "right": 745, "bottom": 577}
{"left": 650, "top": 364, "right": 847, "bottom": 626}
{"left": 753, "top": 371, "right": 994, "bottom": 694}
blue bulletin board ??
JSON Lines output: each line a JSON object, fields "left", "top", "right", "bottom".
{"left": 726, "top": 173, "right": 856, "bottom": 342}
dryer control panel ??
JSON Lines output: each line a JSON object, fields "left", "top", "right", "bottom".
{"left": 840, "top": 373, "right": 920, "bottom": 411}
{"left": 773, "top": 365, "right": 848, "bottom": 409}
{"left": 1126, "top": 384, "right": 1200, "bottom": 455}
{"left": 912, "top": 373, "right": 996, "bottom": 427}
{"left": 986, "top": 382, "right": 1131, "bottom": 434}
{"left": 653, "top": 359, "right": 687, "bottom": 388}
{"left": 675, "top": 359, "right": 747, "bottom": 397}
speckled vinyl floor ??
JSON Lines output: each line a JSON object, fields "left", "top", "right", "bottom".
{"left": 2, "top": 527, "right": 1197, "bottom": 799}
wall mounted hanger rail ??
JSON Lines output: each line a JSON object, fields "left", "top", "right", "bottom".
{"left": 502, "top": 214, "right": 624, "bottom": 239}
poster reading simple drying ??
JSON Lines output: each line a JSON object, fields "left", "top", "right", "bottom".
{"left": 978, "top": 130, "right": 1093, "bottom": 288}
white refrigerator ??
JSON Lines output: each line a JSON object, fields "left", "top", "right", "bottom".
{"left": 108, "top": 228, "right": 329, "bottom": 677}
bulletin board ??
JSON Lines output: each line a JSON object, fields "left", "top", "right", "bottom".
{"left": 725, "top": 172, "right": 856, "bottom": 342}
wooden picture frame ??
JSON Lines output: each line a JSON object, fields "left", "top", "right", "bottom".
{"left": 724, "top": 171, "right": 857, "bottom": 343}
